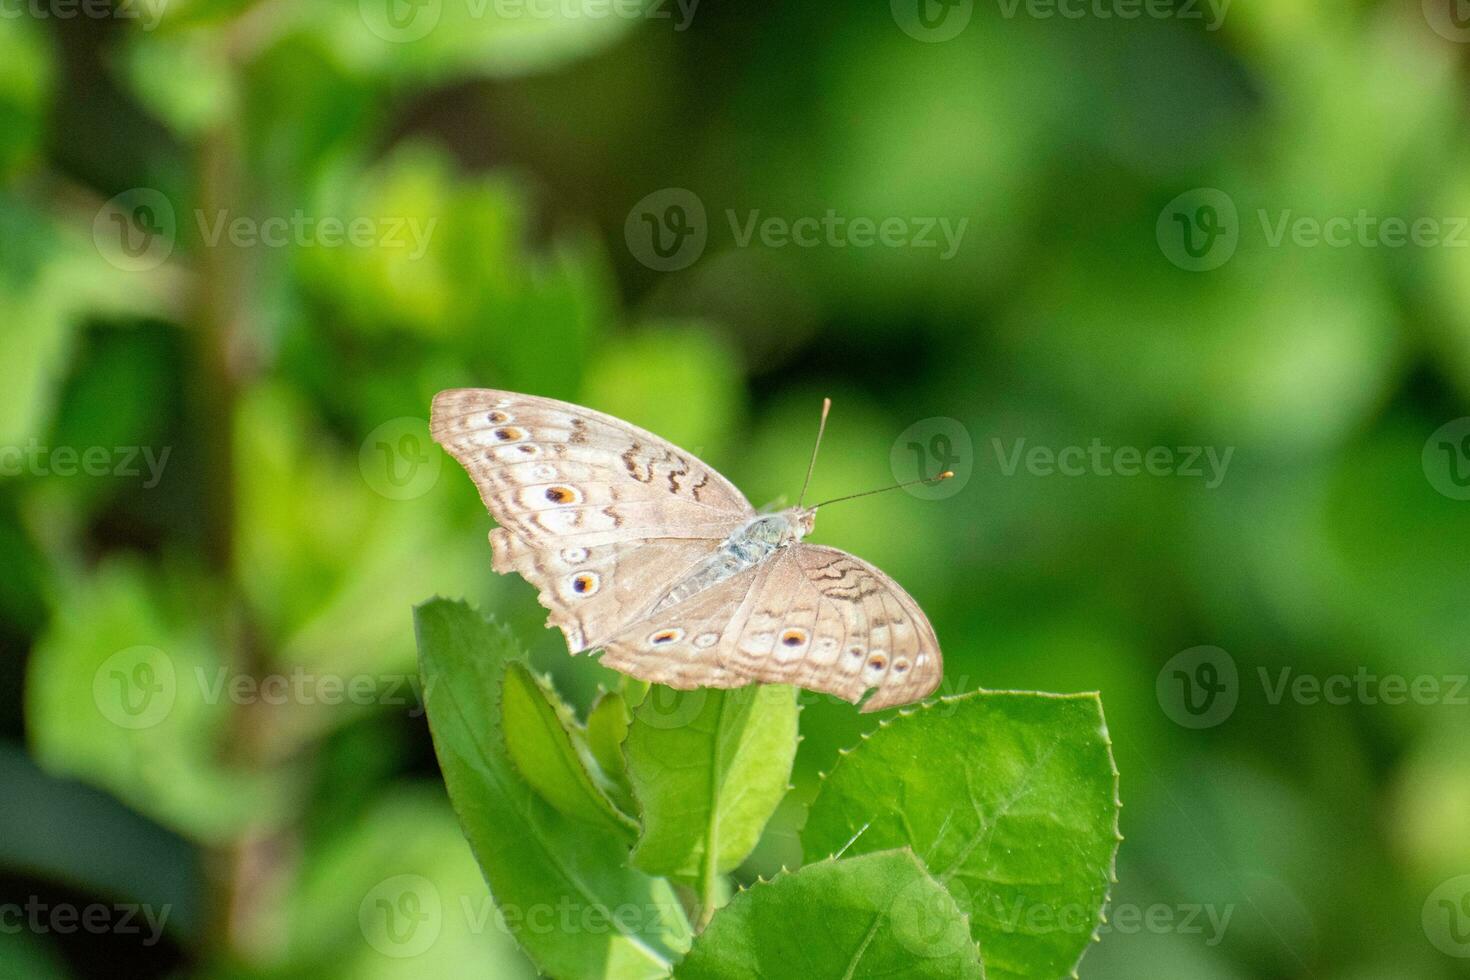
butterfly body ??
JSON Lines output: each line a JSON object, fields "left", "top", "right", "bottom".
{"left": 431, "top": 389, "right": 943, "bottom": 712}
{"left": 653, "top": 508, "right": 815, "bottom": 614}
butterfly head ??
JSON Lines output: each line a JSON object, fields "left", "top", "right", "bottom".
{"left": 789, "top": 506, "right": 817, "bottom": 539}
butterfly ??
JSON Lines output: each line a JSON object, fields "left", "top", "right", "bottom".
{"left": 430, "top": 389, "right": 952, "bottom": 712}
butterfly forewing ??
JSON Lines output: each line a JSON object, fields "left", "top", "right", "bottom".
{"left": 431, "top": 389, "right": 753, "bottom": 542}
{"left": 431, "top": 389, "right": 753, "bottom": 650}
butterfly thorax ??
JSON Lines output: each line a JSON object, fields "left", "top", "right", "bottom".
{"left": 648, "top": 508, "right": 814, "bottom": 615}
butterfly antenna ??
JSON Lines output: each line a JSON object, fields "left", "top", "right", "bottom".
{"left": 809, "top": 471, "right": 954, "bottom": 509}
{"left": 796, "top": 397, "right": 832, "bottom": 509}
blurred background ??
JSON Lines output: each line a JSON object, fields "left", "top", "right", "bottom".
{"left": 3, "top": 0, "right": 1470, "bottom": 976}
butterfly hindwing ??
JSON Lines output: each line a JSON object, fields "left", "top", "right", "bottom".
{"left": 598, "top": 545, "right": 942, "bottom": 712}
{"left": 489, "top": 529, "right": 723, "bottom": 652}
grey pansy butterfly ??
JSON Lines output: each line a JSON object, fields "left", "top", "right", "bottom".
{"left": 430, "top": 389, "right": 951, "bottom": 712}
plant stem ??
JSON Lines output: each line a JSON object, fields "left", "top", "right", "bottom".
{"left": 698, "top": 847, "right": 720, "bottom": 931}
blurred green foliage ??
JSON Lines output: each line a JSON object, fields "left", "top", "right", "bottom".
{"left": 1, "top": 0, "right": 1469, "bottom": 977}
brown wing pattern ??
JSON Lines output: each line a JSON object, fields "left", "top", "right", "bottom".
{"left": 598, "top": 545, "right": 942, "bottom": 712}
{"left": 431, "top": 389, "right": 752, "bottom": 650}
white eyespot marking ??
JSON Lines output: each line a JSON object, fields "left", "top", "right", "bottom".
{"left": 916, "top": 654, "right": 928, "bottom": 666}
{"left": 543, "top": 485, "right": 581, "bottom": 505}
{"left": 494, "top": 398, "right": 512, "bottom": 408}
{"left": 649, "top": 628, "right": 684, "bottom": 645}
{"left": 569, "top": 572, "right": 599, "bottom": 596}
{"left": 779, "top": 628, "right": 809, "bottom": 648}
{"left": 695, "top": 632, "right": 719, "bottom": 648}
{"left": 533, "top": 464, "right": 557, "bottom": 480}
{"left": 561, "top": 547, "right": 589, "bottom": 563}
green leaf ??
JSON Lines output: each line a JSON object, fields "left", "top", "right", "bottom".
{"left": 625, "top": 685, "right": 799, "bottom": 883}
{"left": 275, "top": 785, "right": 535, "bottom": 978}
{"left": 802, "top": 692, "right": 1121, "bottom": 980}
{"left": 415, "top": 599, "right": 692, "bottom": 978}
{"left": 586, "top": 689, "right": 637, "bottom": 813}
{"left": 501, "top": 661, "right": 637, "bottom": 835}
{"left": 24, "top": 558, "right": 294, "bottom": 842}
{"left": 578, "top": 323, "right": 744, "bottom": 464}
{"left": 676, "top": 849, "right": 984, "bottom": 979}
{"left": 235, "top": 384, "right": 488, "bottom": 688}
{"left": 316, "top": 0, "right": 651, "bottom": 86}
{"left": 0, "top": 15, "right": 53, "bottom": 179}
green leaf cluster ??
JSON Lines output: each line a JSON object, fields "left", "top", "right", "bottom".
{"left": 416, "top": 598, "right": 1121, "bottom": 978}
